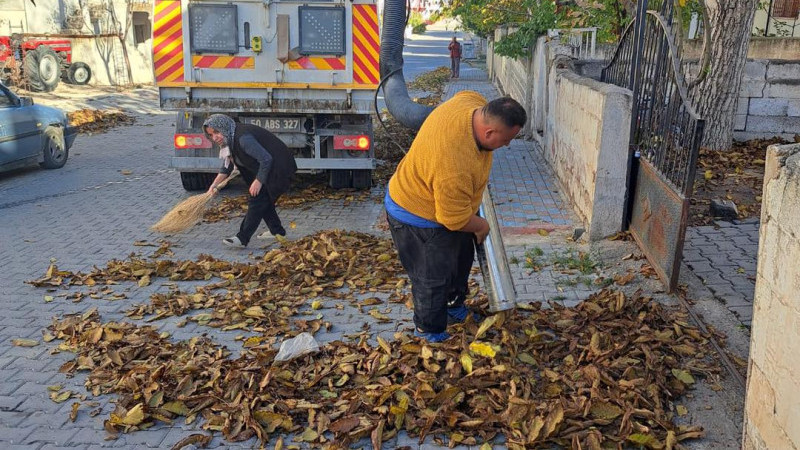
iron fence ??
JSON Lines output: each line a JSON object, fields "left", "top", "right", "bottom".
{"left": 601, "top": 1, "right": 704, "bottom": 198}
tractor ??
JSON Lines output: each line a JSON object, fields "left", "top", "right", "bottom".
{"left": 0, "top": 34, "right": 92, "bottom": 92}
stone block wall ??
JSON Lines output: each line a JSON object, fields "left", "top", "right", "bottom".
{"left": 544, "top": 69, "right": 631, "bottom": 240}
{"left": 736, "top": 60, "right": 800, "bottom": 140}
{"left": 743, "top": 143, "right": 800, "bottom": 449}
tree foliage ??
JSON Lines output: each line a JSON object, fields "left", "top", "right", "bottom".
{"left": 444, "top": 0, "right": 637, "bottom": 58}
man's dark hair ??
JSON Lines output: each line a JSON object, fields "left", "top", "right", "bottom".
{"left": 483, "top": 97, "right": 526, "bottom": 129}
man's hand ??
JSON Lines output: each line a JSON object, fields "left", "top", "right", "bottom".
{"left": 249, "top": 179, "right": 262, "bottom": 197}
{"left": 459, "top": 215, "right": 490, "bottom": 244}
{"left": 474, "top": 218, "right": 490, "bottom": 244}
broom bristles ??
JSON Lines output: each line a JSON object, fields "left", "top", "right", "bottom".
{"left": 151, "top": 191, "right": 214, "bottom": 233}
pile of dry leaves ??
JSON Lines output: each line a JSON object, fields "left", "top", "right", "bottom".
{"left": 30, "top": 231, "right": 716, "bottom": 449}
{"left": 690, "top": 137, "right": 794, "bottom": 225}
{"left": 67, "top": 108, "right": 135, "bottom": 134}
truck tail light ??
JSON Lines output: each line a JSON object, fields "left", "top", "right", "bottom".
{"left": 333, "top": 135, "right": 371, "bottom": 151}
{"left": 174, "top": 134, "right": 212, "bottom": 149}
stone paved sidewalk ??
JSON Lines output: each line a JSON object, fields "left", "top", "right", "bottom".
{"left": 684, "top": 219, "right": 760, "bottom": 327}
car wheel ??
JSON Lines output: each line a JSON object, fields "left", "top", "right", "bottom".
{"left": 23, "top": 46, "right": 60, "bottom": 92}
{"left": 40, "top": 127, "right": 68, "bottom": 169}
{"left": 180, "top": 172, "right": 216, "bottom": 191}
{"left": 67, "top": 62, "right": 92, "bottom": 85}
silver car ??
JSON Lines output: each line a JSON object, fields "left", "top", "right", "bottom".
{"left": 0, "top": 81, "right": 77, "bottom": 173}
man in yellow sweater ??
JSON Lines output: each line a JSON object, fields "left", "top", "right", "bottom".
{"left": 385, "top": 91, "right": 526, "bottom": 342}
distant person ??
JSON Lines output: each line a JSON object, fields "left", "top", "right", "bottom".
{"left": 385, "top": 92, "right": 526, "bottom": 342}
{"left": 448, "top": 36, "right": 462, "bottom": 78}
{"left": 203, "top": 114, "right": 297, "bottom": 248}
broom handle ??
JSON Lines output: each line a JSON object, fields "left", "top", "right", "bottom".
{"left": 212, "top": 171, "right": 239, "bottom": 191}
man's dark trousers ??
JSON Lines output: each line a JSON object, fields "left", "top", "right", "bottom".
{"left": 237, "top": 172, "right": 286, "bottom": 246}
{"left": 387, "top": 214, "right": 474, "bottom": 333}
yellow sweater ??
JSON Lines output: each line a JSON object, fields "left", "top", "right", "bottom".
{"left": 388, "top": 91, "right": 490, "bottom": 230}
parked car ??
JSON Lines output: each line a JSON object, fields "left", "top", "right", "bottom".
{"left": 0, "top": 81, "right": 76, "bottom": 173}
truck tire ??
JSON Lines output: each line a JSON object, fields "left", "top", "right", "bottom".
{"left": 180, "top": 172, "right": 216, "bottom": 191}
{"left": 23, "top": 46, "right": 60, "bottom": 92}
{"left": 40, "top": 127, "right": 68, "bottom": 169}
{"left": 352, "top": 169, "right": 372, "bottom": 189}
{"left": 328, "top": 169, "right": 351, "bottom": 189}
{"left": 66, "top": 62, "right": 91, "bottom": 85}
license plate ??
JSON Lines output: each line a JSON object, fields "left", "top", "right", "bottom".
{"left": 241, "top": 117, "right": 304, "bottom": 132}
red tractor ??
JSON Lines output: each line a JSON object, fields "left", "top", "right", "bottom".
{"left": 0, "top": 34, "right": 92, "bottom": 92}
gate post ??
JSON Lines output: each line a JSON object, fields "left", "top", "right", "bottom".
{"left": 622, "top": 0, "right": 649, "bottom": 229}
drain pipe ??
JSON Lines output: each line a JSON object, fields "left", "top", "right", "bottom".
{"left": 379, "top": 0, "right": 434, "bottom": 130}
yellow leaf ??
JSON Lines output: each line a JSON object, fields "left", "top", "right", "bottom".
{"left": 50, "top": 390, "right": 72, "bottom": 403}
{"left": 627, "top": 433, "right": 664, "bottom": 449}
{"left": 244, "top": 306, "right": 266, "bottom": 318}
{"left": 538, "top": 229, "right": 550, "bottom": 236}
{"left": 460, "top": 353, "right": 473, "bottom": 374}
{"left": 676, "top": 404, "right": 688, "bottom": 416}
{"left": 420, "top": 345, "right": 433, "bottom": 360}
{"left": 679, "top": 0, "right": 686, "bottom": 6}
{"left": 377, "top": 336, "right": 392, "bottom": 354}
{"left": 704, "top": 169, "right": 713, "bottom": 180}
{"left": 469, "top": 341, "right": 496, "bottom": 358}
{"left": 376, "top": 253, "right": 392, "bottom": 263}
{"left": 672, "top": 368, "right": 695, "bottom": 385}
{"left": 138, "top": 275, "right": 151, "bottom": 287}
{"left": 44, "top": 295, "right": 54, "bottom": 302}
{"left": 122, "top": 403, "right": 145, "bottom": 425}
{"left": 311, "top": 300, "right": 322, "bottom": 310}
{"left": 475, "top": 314, "right": 498, "bottom": 340}
{"left": 12, "top": 338, "right": 39, "bottom": 347}
{"left": 290, "top": 221, "right": 297, "bottom": 229}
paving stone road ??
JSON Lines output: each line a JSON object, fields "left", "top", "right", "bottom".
{"left": 0, "top": 23, "right": 747, "bottom": 448}
{"left": 684, "top": 220, "right": 760, "bottom": 327}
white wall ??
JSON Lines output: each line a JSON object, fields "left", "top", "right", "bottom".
{"left": 544, "top": 69, "right": 630, "bottom": 240}
{"left": 488, "top": 31, "right": 631, "bottom": 240}
{"left": 2, "top": 0, "right": 154, "bottom": 86}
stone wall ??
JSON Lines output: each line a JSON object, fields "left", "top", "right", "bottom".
{"left": 735, "top": 60, "right": 800, "bottom": 141}
{"left": 743, "top": 143, "right": 800, "bottom": 449}
{"left": 681, "top": 37, "right": 800, "bottom": 61}
{"left": 488, "top": 33, "right": 631, "bottom": 240}
{"left": 543, "top": 69, "right": 631, "bottom": 240}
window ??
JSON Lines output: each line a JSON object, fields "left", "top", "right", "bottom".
{"left": 0, "top": 92, "right": 12, "bottom": 108}
{"left": 132, "top": 12, "right": 151, "bottom": 45}
{"left": 772, "top": 0, "right": 800, "bottom": 18}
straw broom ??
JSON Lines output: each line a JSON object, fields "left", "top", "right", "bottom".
{"left": 151, "top": 172, "right": 239, "bottom": 233}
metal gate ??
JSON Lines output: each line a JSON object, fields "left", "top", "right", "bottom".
{"left": 601, "top": 0, "right": 705, "bottom": 292}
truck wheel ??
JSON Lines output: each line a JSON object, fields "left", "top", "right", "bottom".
{"left": 40, "top": 127, "right": 68, "bottom": 169}
{"left": 180, "top": 172, "right": 216, "bottom": 191}
{"left": 328, "top": 169, "right": 351, "bottom": 189}
{"left": 23, "top": 46, "right": 60, "bottom": 92}
{"left": 352, "top": 169, "right": 372, "bottom": 189}
{"left": 66, "top": 62, "right": 91, "bottom": 85}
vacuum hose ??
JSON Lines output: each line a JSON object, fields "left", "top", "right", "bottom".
{"left": 379, "top": 0, "right": 434, "bottom": 131}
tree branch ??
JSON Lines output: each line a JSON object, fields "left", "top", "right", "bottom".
{"left": 688, "top": 0, "right": 711, "bottom": 89}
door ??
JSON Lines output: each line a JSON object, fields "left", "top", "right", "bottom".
{"left": 0, "top": 85, "right": 40, "bottom": 166}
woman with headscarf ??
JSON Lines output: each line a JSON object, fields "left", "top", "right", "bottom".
{"left": 203, "top": 114, "right": 297, "bottom": 248}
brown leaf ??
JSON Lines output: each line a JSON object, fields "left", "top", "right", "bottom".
{"left": 330, "top": 416, "right": 360, "bottom": 434}
{"left": 170, "top": 433, "right": 212, "bottom": 450}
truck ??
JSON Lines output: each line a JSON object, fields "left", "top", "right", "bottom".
{"left": 152, "top": 0, "right": 380, "bottom": 190}
{"left": 0, "top": 35, "right": 92, "bottom": 92}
